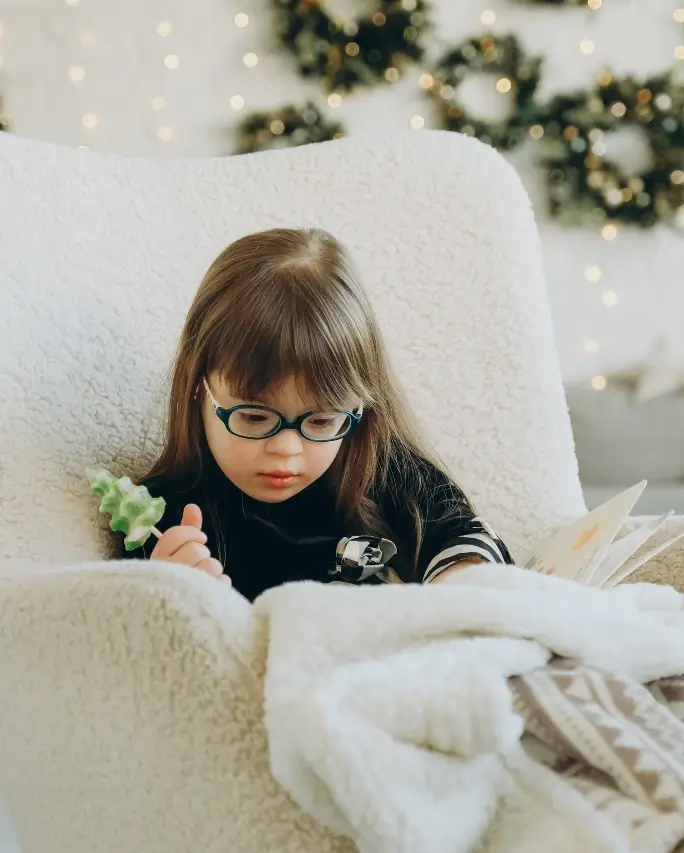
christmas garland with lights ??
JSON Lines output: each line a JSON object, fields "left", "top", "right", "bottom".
{"left": 516, "top": 0, "right": 600, "bottom": 6}
{"left": 425, "top": 34, "right": 543, "bottom": 150}
{"left": 536, "top": 72, "right": 684, "bottom": 228}
{"left": 273, "top": 0, "right": 429, "bottom": 93}
{"left": 234, "top": 101, "right": 345, "bottom": 155}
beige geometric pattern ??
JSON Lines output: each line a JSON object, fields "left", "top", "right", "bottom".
{"left": 510, "top": 659, "right": 684, "bottom": 813}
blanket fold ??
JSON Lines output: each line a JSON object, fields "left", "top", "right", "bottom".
{"left": 253, "top": 565, "right": 684, "bottom": 853}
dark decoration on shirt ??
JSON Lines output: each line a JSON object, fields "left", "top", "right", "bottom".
{"left": 425, "top": 34, "right": 543, "bottom": 150}
{"left": 273, "top": 0, "right": 430, "bottom": 93}
{"left": 234, "top": 101, "right": 345, "bottom": 155}
{"left": 535, "top": 71, "right": 684, "bottom": 228}
{"left": 331, "top": 535, "right": 398, "bottom": 582}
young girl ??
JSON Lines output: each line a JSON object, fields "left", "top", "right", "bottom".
{"left": 124, "top": 228, "right": 513, "bottom": 600}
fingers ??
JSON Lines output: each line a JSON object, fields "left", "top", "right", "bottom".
{"left": 181, "top": 503, "right": 203, "bottom": 529}
{"left": 196, "top": 557, "right": 225, "bottom": 579}
{"left": 173, "top": 542, "right": 211, "bottom": 568}
{"left": 151, "top": 525, "right": 207, "bottom": 560}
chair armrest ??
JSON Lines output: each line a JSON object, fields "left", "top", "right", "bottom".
{"left": 619, "top": 515, "right": 684, "bottom": 591}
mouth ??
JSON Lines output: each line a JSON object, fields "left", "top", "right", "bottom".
{"left": 258, "top": 471, "right": 300, "bottom": 489}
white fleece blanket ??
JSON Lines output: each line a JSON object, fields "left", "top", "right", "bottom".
{"left": 253, "top": 565, "right": 684, "bottom": 853}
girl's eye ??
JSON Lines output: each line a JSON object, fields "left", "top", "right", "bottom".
{"left": 239, "top": 412, "right": 268, "bottom": 425}
{"left": 308, "top": 417, "right": 336, "bottom": 429}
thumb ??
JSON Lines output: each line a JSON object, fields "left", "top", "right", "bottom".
{"left": 181, "top": 503, "right": 203, "bottom": 530}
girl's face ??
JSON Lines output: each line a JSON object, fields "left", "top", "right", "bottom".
{"left": 202, "top": 373, "right": 347, "bottom": 503}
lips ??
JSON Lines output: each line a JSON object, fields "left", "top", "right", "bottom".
{"left": 259, "top": 471, "right": 299, "bottom": 489}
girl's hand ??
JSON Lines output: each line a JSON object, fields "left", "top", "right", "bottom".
{"left": 151, "top": 504, "right": 231, "bottom": 584}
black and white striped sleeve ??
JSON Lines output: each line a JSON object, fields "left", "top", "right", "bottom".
{"left": 420, "top": 509, "right": 513, "bottom": 585}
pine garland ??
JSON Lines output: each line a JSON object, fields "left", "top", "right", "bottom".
{"left": 235, "top": 101, "right": 344, "bottom": 155}
{"left": 536, "top": 72, "right": 684, "bottom": 228}
{"left": 426, "top": 33, "right": 543, "bottom": 150}
{"left": 273, "top": 0, "right": 430, "bottom": 93}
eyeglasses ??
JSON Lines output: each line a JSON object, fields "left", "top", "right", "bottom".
{"left": 202, "top": 377, "right": 363, "bottom": 442}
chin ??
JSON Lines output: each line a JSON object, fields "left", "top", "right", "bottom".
{"left": 246, "top": 481, "right": 308, "bottom": 503}
{"left": 255, "top": 491, "right": 296, "bottom": 504}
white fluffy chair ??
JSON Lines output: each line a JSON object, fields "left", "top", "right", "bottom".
{"left": 0, "top": 130, "right": 678, "bottom": 853}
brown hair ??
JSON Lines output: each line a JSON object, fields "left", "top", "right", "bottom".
{"left": 144, "top": 228, "right": 466, "bottom": 580}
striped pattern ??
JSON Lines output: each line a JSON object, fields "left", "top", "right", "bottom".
{"left": 423, "top": 518, "right": 510, "bottom": 584}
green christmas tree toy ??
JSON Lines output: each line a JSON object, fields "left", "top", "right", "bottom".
{"left": 85, "top": 466, "right": 166, "bottom": 551}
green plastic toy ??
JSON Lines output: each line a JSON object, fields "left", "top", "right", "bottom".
{"left": 85, "top": 466, "right": 166, "bottom": 551}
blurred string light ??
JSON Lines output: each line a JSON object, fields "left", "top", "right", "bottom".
{"left": 157, "top": 126, "right": 174, "bottom": 141}
{"left": 328, "top": 93, "right": 343, "bottom": 108}
{"left": 156, "top": 21, "right": 172, "bottom": 37}
{"left": 81, "top": 113, "right": 98, "bottom": 130}
{"left": 480, "top": 9, "right": 496, "bottom": 25}
{"left": 676, "top": 6, "right": 684, "bottom": 59}
{"left": 234, "top": 13, "right": 249, "bottom": 27}
{"left": 583, "top": 252, "right": 620, "bottom": 378}
{"left": 580, "top": 39, "right": 595, "bottom": 55}
{"left": 164, "top": 54, "right": 179, "bottom": 69}
{"left": 151, "top": 96, "right": 166, "bottom": 111}
{"left": 243, "top": 52, "right": 258, "bottom": 67}
{"left": 230, "top": 94, "right": 245, "bottom": 110}
{"left": 68, "top": 65, "right": 85, "bottom": 83}
{"left": 410, "top": 115, "right": 424, "bottom": 129}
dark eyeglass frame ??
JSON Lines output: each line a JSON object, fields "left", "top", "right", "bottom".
{"left": 202, "top": 377, "right": 363, "bottom": 443}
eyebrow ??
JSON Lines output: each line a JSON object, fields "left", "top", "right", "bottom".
{"left": 210, "top": 380, "right": 356, "bottom": 413}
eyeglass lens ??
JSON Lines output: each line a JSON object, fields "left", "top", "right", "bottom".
{"left": 228, "top": 408, "right": 352, "bottom": 440}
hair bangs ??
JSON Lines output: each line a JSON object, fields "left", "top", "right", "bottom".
{"left": 206, "top": 277, "right": 374, "bottom": 411}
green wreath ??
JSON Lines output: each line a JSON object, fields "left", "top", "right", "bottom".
{"left": 274, "top": 0, "right": 429, "bottom": 93}
{"left": 537, "top": 72, "right": 684, "bottom": 228}
{"left": 234, "top": 101, "right": 345, "bottom": 155}
{"left": 426, "top": 34, "right": 543, "bottom": 150}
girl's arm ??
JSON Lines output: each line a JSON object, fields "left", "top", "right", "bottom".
{"left": 429, "top": 555, "right": 488, "bottom": 583}
{"left": 418, "top": 501, "right": 514, "bottom": 585}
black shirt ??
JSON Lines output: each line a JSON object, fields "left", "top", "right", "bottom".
{"left": 121, "top": 452, "right": 513, "bottom": 601}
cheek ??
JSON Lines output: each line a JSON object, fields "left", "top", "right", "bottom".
{"left": 202, "top": 405, "right": 259, "bottom": 470}
{"left": 307, "top": 441, "right": 343, "bottom": 475}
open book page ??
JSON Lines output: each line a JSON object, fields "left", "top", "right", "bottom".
{"left": 601, "top": 523, "right": 684, "bottom": 588}
{"left": 521, "top": 481, "right": 647, "bottom": 582}
{"left": 589, "top": 512, "right": 675, "bottom": 588}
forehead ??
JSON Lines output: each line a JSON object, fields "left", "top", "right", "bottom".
{"left": 211, "top": 373, "right": 353, "bottom": 412}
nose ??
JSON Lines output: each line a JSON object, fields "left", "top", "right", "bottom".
{"left": 264, "top": 427, "right": 304, "bottom": 457}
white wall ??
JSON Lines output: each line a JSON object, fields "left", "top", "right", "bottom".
{"left": 2, "top": 0, "right": 683, "bottom": 382}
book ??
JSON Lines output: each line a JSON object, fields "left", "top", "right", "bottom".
{"left": 521, "top": 481, "right": 684, "bottom": 587}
